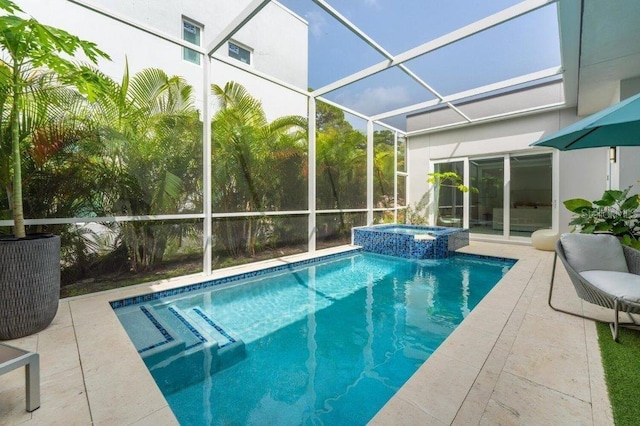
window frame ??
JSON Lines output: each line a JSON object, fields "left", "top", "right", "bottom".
{"left": 228, "top": 40, "right": 252, "bottom": 65}
{"left": 182, "top": 17, "right": 202, "bottom": 65}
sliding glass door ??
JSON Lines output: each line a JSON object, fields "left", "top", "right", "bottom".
{"left": 509, "top": 153, "right": 552, "bottom": 237}
{"left": 432, "top": 152, "right": 553, "bottom": 238}
{"left": 470, "top": 158, "right": 504, "bottom": 235}
{"left": 433, "top": 162, "right": 465, "bottom": 227}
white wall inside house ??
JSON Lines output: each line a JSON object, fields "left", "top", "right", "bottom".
{"left": 18, "top": 0, "right": 308, "bottom": 118}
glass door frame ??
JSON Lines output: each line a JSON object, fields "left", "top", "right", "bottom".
{"left": 431, "top": 149, "right": 557, "bottom": 239}
{"left": 429, "top": 158, "right": 470, "bottom": 228}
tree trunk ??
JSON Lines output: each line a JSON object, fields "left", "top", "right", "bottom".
{"left": 11, "top": 60, "right": 26, "bottom": 238}
{"left": 325, "top": 165, "right": 345, "bottom": 232}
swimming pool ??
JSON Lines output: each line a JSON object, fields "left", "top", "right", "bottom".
{"left": 113, "top": 250, "right": 514, "bottom": 425}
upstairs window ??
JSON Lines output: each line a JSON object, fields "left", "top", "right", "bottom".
{"left": 182, "top": 19, "right": 202, "bottom": 65}
{"left": 228, "top": 41, "right": 251, "bottom": 65}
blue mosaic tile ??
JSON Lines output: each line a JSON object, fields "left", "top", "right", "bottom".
{"left": 353, "top": 225, "right": 469, "bottom": 260}
{"left": 168, "top": 307, "right": 207, "bottom": 350}
{"left": 110, "top": 248, "right": 364, "bottom": 310}
{"left": 138, "top": 306, "right": 175, "bottom": 354}
{"left": 193, "top": 308, "right": 236, "bottom": 348}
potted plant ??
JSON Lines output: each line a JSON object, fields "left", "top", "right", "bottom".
{"left": 563, "top": 186, "right": 640, "bottom": 250}
{"left": 0, "top": 0, "right": 108, "bottom": 339}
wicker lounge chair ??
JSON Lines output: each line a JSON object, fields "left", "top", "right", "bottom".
{"left": 549, "top": 233, "right": 640, "bottom": 341}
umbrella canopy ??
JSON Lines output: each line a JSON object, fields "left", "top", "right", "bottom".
{"left": 531, "top": 92, "right": 640, "bottom": 150}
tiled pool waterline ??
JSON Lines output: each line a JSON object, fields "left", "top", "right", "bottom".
{"left": 0, "top": 242, "right": 614, "bottom": 425}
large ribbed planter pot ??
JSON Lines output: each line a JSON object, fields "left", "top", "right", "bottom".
{"left": 0, "top": 234, "right": 61, "bottom": 340}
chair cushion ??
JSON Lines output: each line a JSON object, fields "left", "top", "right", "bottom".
{"left": 560, "top": 233, "right": 629, "bottom": 273}
{"left": 580, "top": 270, "right": 640, "bottom": 303}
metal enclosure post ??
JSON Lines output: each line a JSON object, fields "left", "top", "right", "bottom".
{"left": 308, "top": 97, "right": 317, "bottom": 252}
{"left": 393, "top": 131, "right": 398, "bottom": 223}
{"left": 202, "top": 56, "right": 212, "bottom": 275}
{"left": 463, "top": 158, "right": 470, "bottom": 229}
{"left": 503, "top": 154, "right": 511, "bottom": 239}
{"left": 367, "top": 120, "right": 374, "bottom": 225}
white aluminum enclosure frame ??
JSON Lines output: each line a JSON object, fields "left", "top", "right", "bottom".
{"left": 0, "top": 0, "right": 567, "bottom": 278}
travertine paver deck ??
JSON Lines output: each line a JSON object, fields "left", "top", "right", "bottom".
{"left": 0, "top": 242, "right": 613, "bottom": 425}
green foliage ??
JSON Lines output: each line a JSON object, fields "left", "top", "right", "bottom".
{"left": 0, "top": 0, "right": 109, "bottom": 237}
{"left": 0, "top": 21, "right": 402, "bottom": 286}
{"left": 596, "top": 323, "right": 640, "bottom": 425}
{"left": 315, "top": 101, "right": 366, "bottom": 238}
{"left": 373, "top": 129, "right": 395, "bottom": 208}
{"left": 0, "top": 0, "right": 20, "bottom": 13}
{"left": 427, "top": 171, "right": 477, "bottom": 194}
{"left": 0, "top": 2, "right": 404, "bottom": 289}
{"left": 404, "top": 192, "right": 429, "bottom": 225}
{"left": 90, "top": 64, "right": 202, "bottom": 271}
{"left": 211, "top": 81, "right": 307, "bottom": 257}
{"left": 563, "top": 186, "right": 640, "bottom": 249}
{"left": 427, "top": 171, "right": 478, "bottom": 225}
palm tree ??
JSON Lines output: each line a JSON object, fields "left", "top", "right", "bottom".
{"left": 315, "top": 102, "right": 367, "bottom": 237}
{"left": 373, "top": 129, "right": 395, "bottom": 208}
{"left": 91, "top": 64, "right": 202, "bottom": 271}
{"left": 210, "top": 81, "right": 307, "bottom": 257}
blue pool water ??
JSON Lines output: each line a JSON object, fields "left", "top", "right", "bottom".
{"left": 114, "top": 251, "right": 514, "bottom": 425}
{"left": 373, "top": 225, "right": 439, "bottom": 235}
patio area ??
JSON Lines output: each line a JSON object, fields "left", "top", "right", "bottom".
{"left": 0, "top": 241, "right": 614, "bottom": 425}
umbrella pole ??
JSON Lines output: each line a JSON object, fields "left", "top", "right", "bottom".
{"left": 608, "top": 146, "right": 617, "bottom": 190}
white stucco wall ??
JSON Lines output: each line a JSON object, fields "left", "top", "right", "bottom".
{"left": 617, "top": 148, "right": 640, "bottom": 193}
{"left": 17, "top": 0, "right": 309, "bottom": 119}
{"left": 211, "top": 64, "right": 307, "bottom": 120}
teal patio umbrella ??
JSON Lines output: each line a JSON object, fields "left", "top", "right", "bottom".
{"left": 531, "top": 92, "right": 640, "bottom": 150}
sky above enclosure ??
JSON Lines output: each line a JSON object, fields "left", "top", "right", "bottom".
{"left": 276, "top": 0, "right": 561, "bottom": 130}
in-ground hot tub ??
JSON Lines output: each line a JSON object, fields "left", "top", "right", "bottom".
{"left": 352, "top": 224, "right": 469, "bottom": 259}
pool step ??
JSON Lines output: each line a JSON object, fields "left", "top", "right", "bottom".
{"left": 167, "top": 306, "right": 245, "bottom": 372}
{"left": 121, "top": 303, "right": 246, "bottom": 394}
{"left": 117, "top": 305, "right": 186, "bottom": 359}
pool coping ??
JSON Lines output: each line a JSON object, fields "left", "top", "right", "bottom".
{"left": 371, "top": 242, "right": 613, "bottom": 425}
{"left": 0, "top": 242, "right": 613, "bottom": 425}
{"left": 110, "top": 247, "right": 365, "bottom": 309}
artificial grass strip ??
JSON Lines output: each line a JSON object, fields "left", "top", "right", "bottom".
{"left": 597, "top": 322, "right": 640, "bottom": 426}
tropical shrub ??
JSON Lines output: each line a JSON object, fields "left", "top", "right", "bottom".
{"left": 90, "top": 65, "right": 203, "bottom": 271}
{"left": 210, "top": 82, "right": 307, "bottom": 257}
{"left": 373, "top": 129, "right": 395, "bottom": 208}
{"left": 0, "top": 0, "right": 108, "bottom": 238}
{"left": 564, "top": 186, "right": 640, "bottom": 249}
